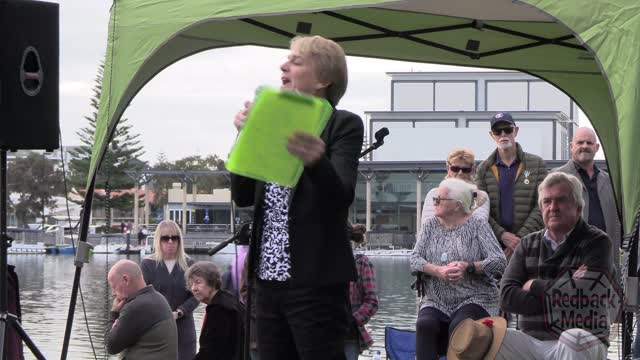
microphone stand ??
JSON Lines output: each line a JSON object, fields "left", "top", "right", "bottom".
{"left": 359, "top": 141, "right": 384, "bottom": 159}
{"left": 0, "top": 149, "right": 45, "bottom": 360}
{"left": 207, "top": 223, "right": 251, "bottom": 256}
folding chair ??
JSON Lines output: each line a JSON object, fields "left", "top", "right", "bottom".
{"left": 384, "top": 327, "right": 416, "bottom": 360}
{"left": 385, "top": 326, "right": 447, "bottom": 360}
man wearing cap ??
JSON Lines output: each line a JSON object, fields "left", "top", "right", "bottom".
{"left": 552, "top": 127, "right": 621, "bottom": 269}
{"left": 448, "top": 316, "right": 606, "bottom": 359}
{"left": 476, "top": 112, "right": 547, "bottom": 259}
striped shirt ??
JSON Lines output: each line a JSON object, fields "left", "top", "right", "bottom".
{"left": 410, "top": 215, "right": 506, "bottom": 316}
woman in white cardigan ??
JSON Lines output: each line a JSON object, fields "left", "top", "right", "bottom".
{"left": 421, "top": 148, "right": 489, "bottom": 226}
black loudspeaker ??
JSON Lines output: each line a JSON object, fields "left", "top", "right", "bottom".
{"left": 0, "top": 0, "right": 59, "bottom": 151}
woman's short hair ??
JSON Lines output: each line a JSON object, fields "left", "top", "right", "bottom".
{"left": 149, "top": 220, "right": 189, "bottom": 271}
{"left": 185, "top": 261, "right": 222, "bottom": 290}
{"left": 291, "top": 36, "right": 348, "bottom": 106}
{"left": 440, "top": 178, "right": 477, "bottom": 215}
{"left": 447, "top": 147, "right": 475, "bottom": 167}
{"left": 538, "top": 172, "right": 585, "bottom": 209}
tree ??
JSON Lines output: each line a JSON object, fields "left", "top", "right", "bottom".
{"left": 68, "top": 63, "right": 146, "bottom": 231}
{"left": 172, "top": 154, "right": 227, "bottom": 192}
{"left": 8, "top": 152, "right": 64, "bottom": 227}
{"left": 149, "top": 154, "right": 227, "bottom": 217}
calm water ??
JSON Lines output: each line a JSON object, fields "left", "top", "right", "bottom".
{"left": 9, "top": 254, "right": 626, "bottom": 359}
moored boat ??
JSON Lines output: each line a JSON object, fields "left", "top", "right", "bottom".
{"left": 8, "top": 242, "right": 47, "bottom": 254}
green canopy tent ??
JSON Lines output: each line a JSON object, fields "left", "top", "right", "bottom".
{"left": 63, "top": 0, "right": 640, "bottom": 357}
{"left": 89, "top": 0, "right": 640, "bottom": 232}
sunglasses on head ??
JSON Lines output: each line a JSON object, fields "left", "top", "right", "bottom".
{"left": 432, "top": 196, "right": 455, "bottom": 206}
{"left": 491, "top": 126, "right": 515, "bottom": 136}
{"left": 160, "top": 235, "right": 180, "bottom": 242}
{"left": 449, "top": 165, "right": 473, "bottom": 174}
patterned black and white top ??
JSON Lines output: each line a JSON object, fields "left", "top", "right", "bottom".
{"left": 258, "top": 183, "right": 293, "bottom": 281}
{"left": 410, "top": 215, "right": 507, "bottom": 316}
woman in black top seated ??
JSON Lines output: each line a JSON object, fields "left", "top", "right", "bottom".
{"left": 186, "top": 261, "right": 245, "bottom": 360}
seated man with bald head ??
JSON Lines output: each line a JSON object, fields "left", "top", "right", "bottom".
{"left": 105, "top": 259, "right": 178, "bottom": 359}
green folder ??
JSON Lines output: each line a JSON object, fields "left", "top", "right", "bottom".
{"left": 226, "top": 87, "right": 333, "bottom": 188}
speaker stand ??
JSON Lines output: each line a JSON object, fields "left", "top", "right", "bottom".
{"left": 0, "top": 149, "right": 45, "bottom": 360}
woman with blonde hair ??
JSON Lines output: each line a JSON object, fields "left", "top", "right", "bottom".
{"left": 232, "top": 35, "right": 363, "bottom": 359}
{"left": 421, "top": 147, "right": 489, "bottom": 225}
{"left": 140, "top": 220, "right": 198, "bottom": 360}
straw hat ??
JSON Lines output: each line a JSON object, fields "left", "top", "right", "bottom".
{"left": 447, "top": 316, "right": 507, "bottom": 360}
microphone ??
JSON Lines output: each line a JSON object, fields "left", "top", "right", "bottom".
{"left": 208, "top": 223, "right": 252, "bottom": 256}
{"left": 373, "top": 127, "right": 390, "bottom": 148}
{"left": 359, "top": 127, "right": 390, "bottom": 158}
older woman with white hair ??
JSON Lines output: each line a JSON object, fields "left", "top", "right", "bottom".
{"left": 421, "top": 147, "right": 489, "bottom": 225}
{"left": 140, "top": 220, "right": 198, "bottom": 360}
{"left": 410, "top": 178, "right": 506, "bottom": 360}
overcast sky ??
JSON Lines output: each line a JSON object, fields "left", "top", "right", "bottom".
{"left": 55, "top": 1, "right": 595, "bottom": 164}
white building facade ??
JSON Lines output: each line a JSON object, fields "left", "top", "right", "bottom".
{"left": 367, "top": 71, "right": 578, "bottom": 161}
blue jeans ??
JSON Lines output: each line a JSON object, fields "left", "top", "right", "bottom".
{"left": 344, "top": 341, "right": 360, "bottom": 360}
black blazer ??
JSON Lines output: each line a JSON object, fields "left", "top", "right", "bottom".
{"left": 231, "top": 109, "right": 364, "bottom": 287}
{"left": 193, "top": 290, "right": 245, "bottom": 360}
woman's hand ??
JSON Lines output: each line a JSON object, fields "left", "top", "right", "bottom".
{"left": 287, "top": 131, "right": 326, "bottom": 166}
{"left": 445, "top": 265, "right": 465, "bottom": 283}
{"left": 233, "top": 100, "right": 252, "bottom": 131}
{"left": 433, "top": 264, "right": 463, "bottom": 283}
{"left": 449, "top": 261, "right": 469, "bottom": 274}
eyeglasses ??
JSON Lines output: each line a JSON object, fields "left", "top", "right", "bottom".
{"left": 449, "top": 165, "right": 473, "bottom": 174}
{"left": 160, "top": 235, "right": 181, "bottom": 242}
{"left": 491, "top": 126, "right": 515, "bottom": 136}
{"left": 433, "top": 196, "right": 455, "bottom": 206}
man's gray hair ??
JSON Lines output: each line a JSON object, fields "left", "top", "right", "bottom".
{"left": 538, "top": 172, "right": 585, "bottom": 209}
{"left": 440, "top": 178, "right": 477, "bottom": 215}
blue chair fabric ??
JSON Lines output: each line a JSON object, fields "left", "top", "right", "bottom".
{"left": 384, "top": 326, "right": 416, "bottom": 360}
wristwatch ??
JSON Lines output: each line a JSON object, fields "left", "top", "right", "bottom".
{"left": 466, "top": 261, "right": 476, "bottom": 274}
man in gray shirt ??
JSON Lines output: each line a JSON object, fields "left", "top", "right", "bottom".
{"left": 106, "top": 259, "right": 178, "bottom": 359}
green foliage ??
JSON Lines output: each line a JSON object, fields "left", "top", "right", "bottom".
{"left": 8, "top": 152, "right": 65, "bottom": 227}
{"left": 150, "top": 153, "right": 227, "bottom": 208}
{"left": 67, "top": 63, "right": 146, "bottom": 228}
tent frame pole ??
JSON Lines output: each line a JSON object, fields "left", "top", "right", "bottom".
{"left": 241, "top": 12, "right": 587, "bottom": 60}
{"left": 623, "top": 210, "right": 640, "bottom": 359}
{"left": 0, "top": 149, "right": 46, "bottom": 360}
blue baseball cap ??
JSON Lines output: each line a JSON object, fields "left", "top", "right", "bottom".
{"left": 490, "top": 112, "right": 516, "bottom": 128}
